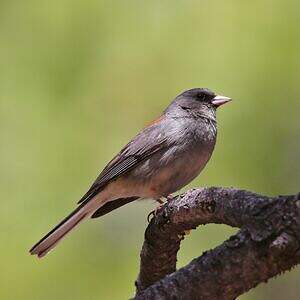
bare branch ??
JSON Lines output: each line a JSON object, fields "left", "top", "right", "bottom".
{"left": 134, "top": 187, "right": 300, "bottom": 300}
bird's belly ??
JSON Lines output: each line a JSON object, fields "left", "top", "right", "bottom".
{"left": 130, "top": 146, "right": 213, "bottom": 198}
{"left": 146, "top": 157, "right": 207, "bottom": 197}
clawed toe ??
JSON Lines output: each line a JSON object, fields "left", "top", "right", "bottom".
{"left": 147, "top": 195, "right": 174, "bottom": 222}
{"left": 166, "top": 194, "right": 174, "bottom": 201}
{"left": 147, "top": 210, "right": 155, "bottom": 222}
{"left": 156, "top": 198, "right": 165, "bottom": 204}
{"left": 147, "top": 202, "right": 165, "bottom": 223}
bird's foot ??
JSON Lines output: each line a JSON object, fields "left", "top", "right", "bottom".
{"left": 147, "top": 198, "right": 165, "bottom": 223}
{"left": 166, "top": 194, "right": 174, "bottom": 201}
{"left": 147, "top": 195, "right": 175, "bottom": 222}
{"left": 156, "top": 198, "right": 165, "bottom": 205}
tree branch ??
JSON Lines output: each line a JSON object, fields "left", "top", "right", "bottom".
{"left": 134, "top": 187, "right": 300, "bottom": 300}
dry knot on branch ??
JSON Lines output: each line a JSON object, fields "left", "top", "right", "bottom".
{"left": 134, "top": 187, "right": 300, "bottom": 300}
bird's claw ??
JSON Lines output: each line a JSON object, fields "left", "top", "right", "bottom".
{"left": 147, "top": 202, "right": 165, "bottom": 223}
{"left": 166, "top": 194, "right": 174, "bottom": 201}
{"left": 147, "top": 195, "right": 174, "bottom": 222}
{"left": 147, "top": 210, "right": 155, "bottom": 223}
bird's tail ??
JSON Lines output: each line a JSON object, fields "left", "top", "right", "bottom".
{"left": 29, "top": 201, "right": 97, "bottom": 258}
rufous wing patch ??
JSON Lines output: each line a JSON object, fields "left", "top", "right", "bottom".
{"left": 145, "top": 115, "right": 163, "bottom": 128}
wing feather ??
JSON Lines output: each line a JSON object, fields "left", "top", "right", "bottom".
{"left": 78, "top": 120, "right": 170, "bottom": 204}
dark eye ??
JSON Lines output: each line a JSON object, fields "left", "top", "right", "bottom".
{"left": 180, "top": 105, "right": 190, "bottom": 111}
{"left": 197, "top": 93, "right": 206, "bottom": 101}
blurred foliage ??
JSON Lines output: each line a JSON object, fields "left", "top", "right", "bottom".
{"left": 0, "top": 0, "right": 299, "bottom": 299}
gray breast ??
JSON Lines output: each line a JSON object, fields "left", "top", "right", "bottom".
{"left": 128, "top": 116, "right": 217, "bottom": 198}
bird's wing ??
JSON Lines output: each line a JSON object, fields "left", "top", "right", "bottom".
{"left": 78, "top": 117, "right": 171, "bottom": 205}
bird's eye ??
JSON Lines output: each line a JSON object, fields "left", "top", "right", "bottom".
{"left": 180, "top": 105, "right": 190, "bottom": 111}
{"left": 197, "top": 93, "right": 206, "bottom": 101}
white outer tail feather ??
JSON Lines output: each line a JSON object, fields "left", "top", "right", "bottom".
{"left": 30, "top": 199, "right": 101, "bottom": 258}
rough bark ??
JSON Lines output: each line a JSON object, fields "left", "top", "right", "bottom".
{"left": 134, "top": 187, "right": 300, "bottom": 300}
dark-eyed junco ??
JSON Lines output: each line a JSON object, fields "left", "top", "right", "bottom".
{"left": 30, "top": 88, "right": 231, "bottom": 258}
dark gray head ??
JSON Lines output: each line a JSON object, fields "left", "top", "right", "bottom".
{"left": 165, "top": 88, "right": 231, "bottom": 119}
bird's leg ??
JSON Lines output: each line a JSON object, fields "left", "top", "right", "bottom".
{"left": 166, "top": 194, "right": 174, "bottom": 201}
{"left": 147, "top": 198, "right": 165, "bottom": 222}
{"left": 147, "top": 195, "right": 176, "bottom": 222}
{"left": 156, "top": 198, "right": 164, "bottom": 204}
{"left": 162, "top": 194, "right": 191, "bottom": 235}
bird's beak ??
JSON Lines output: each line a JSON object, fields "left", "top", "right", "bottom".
{"left": 212, "top": 95, "right": 232, "bottom": 107}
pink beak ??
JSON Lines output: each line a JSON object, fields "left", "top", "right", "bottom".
{"left": 212, "top": 95, "right": 232, "bottom": 107}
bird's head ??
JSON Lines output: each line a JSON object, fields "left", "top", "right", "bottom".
{"left": 166, "top": 88, "right": 231, "bottom": 118}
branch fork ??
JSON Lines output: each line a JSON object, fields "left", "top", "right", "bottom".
{"left": 134, "top": 187, "right": 300, "bottom": 300}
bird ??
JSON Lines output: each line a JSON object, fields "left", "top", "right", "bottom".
{"left": 30, "top": 88, "right": 231, "bottom": 258}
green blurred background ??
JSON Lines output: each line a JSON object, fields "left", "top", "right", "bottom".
{"left": 1, "top": 0, "right": 299, "bottom": 299}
